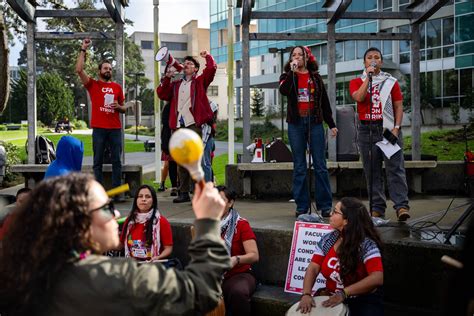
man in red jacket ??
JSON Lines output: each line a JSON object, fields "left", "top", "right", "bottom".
{"left": 157, "top": 50, "right": 216, "bottom": 203}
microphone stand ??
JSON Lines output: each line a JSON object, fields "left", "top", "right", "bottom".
{"left": 368, "top": 71, "right": 374, "bottom": 214}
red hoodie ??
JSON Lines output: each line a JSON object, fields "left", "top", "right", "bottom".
{"left": 156, "top": 54, "right": 217, "bottom": 129}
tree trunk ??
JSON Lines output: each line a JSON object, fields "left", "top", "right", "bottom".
{"left": 0, "top": 13, "right": 10, "bottom": 114}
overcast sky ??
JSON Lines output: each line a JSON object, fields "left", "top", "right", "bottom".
{"left": 8, "top": 0, "right": 210, "bottom": 65}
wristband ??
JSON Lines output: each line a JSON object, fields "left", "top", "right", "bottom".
{"left": 236, "top": 256, "right": 240, "bottom": 265}
{"left": 301, "top": 293, "right": 312, "bottom": 298}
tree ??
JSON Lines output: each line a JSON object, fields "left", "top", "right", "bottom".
{"left": 1, "top": 0, "right": 148, "bottom": 114}
{"left": 8, "top": 70, "right": 74, "bottom": 125}
{"left": 251, "top": 88, "right": 265, "bottom": 117}
{"left": 401, "top": 74, "right": 434, "bottom": 125}
{"left": 37, "top": 72, "right": 74, "bottom": 125}
{"left": 0, "top": 13, "right": 10, "bottom": 113}
{"left": 139, "top": 88, "right": 155, "bottom": 115}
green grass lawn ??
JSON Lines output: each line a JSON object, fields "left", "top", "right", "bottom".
{"left": 1, "top": 130, "right": 145, "bottom": 161}
{"left": 403, "top": 126, "right": 474, "bottom": 161}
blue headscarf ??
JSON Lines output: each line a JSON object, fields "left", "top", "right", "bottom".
{"left": 44, "top": 136, "right": 84, "bottom": 179}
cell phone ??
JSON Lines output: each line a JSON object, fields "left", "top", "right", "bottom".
{"left": 383, "top": 128, "right": 398, "bottom": 145}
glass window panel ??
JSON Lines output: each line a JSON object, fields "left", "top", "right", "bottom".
{"left": 443, "top": 46, "right": 454, "bottom": 58}
{"left": 344, "top": 41, "right": 355, "bottom": 61}
{"left": 456, "top": 15, "right": 474, "bottom": 42}
{"left": 420, "top": 23, "right": 426, "bottom": 50}
{"left": 426, "top": 19, "right": 442, "bottom": 48}
{"left": 460, "top": 69, "right": 473, "bottom": 107}
{"left": 369, "top": 40, "right": 381, "bottom": 50}
{"left": 321, "top": 44, "right": 327, "bottom": 65}
{"left": 399, "top": 25, "right": 410, "bottom": 53}
{"left": 400, "top": 53, "right": 410, "bottom": 63}
{"left": 443, "top": 97, "right": 459, "bottom": 110}
{"left": 383, "top": 40, "right": 392, "bottom": 55}
{"left": 356, "top": 40, "right": 368, "bottom": 59}
{"left": 336, "top": 82, "right": 344, "bottom": 105}
{"left": 443, "top": 69, "right": 458, "bottom": 97}
{"left": 383, "top": 0, "right": 392, "bottom": 9}
{"left": 426, "top": 71, "right": 442, "bottom": 99}
{"left": 443, "top": 17, "right": 454, "bottom": 46}
{"left": 336, "top": 42, "right": 343, "bottom": 62}
{"left": 456, "top": 42, "right": 474, "bottom": 55}
{"left": 426, "top": 48, "right": 442, "bottom": 60}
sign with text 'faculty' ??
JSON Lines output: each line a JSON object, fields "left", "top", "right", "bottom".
{"left": 284, "top": 222, "right": 333, "bottom": 294}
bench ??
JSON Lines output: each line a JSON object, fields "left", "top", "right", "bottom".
{"left": 10, "top": 164, "right": 143, "bottom": 196}
{"left": 234, "top": 160, "right": 437, "bottom": 196}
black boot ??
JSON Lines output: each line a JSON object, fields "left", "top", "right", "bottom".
{"left": 157, "top": 182, "right": 166, "bottom": 192}
{"left": 173, "top": 192, "right": 191, "bottom": 203}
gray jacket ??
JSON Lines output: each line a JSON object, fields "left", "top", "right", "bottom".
{"left": 45, "top": 219, "right": 231, "bottom": 316}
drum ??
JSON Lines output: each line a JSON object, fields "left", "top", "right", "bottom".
{"left": 286, "top": 296, "right": 348, "bottom": 316}
{"left": 205, "top": 297, "right": 225, "bottom": 316}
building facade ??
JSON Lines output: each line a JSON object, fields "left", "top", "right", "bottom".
{"left": 210, "top": 0, "right": 474, "bottom": 125}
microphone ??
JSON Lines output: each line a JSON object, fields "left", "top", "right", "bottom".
{"left": 291, "top": 62, "right": 297, "bottom": 71}
{"left": 368, "top": 61, "right": 377, "bottom": 78}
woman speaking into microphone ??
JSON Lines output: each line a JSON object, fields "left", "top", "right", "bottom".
{"left": 279, "top": 46, "right": 338, "bottom": 218}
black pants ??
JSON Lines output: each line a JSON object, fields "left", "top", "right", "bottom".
{"left": 222, "top": 272, "right": 256, "bottom": 316}
{"left": 168, "top": 160, "right": 178, "bottom": 188}
{"left": 346, "top": 288, "right": 384, "bottom": 316}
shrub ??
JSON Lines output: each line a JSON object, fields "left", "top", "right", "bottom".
{"left": 0, "top": 141, "right": 22, "bottom": 184}
{"left": 0, "top": 125, "right": 6, "bottom": 131}
{"left": 74, "top": 120, "right": 88, "bottom": 129}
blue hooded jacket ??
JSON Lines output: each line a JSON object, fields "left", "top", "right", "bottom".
{"left": 44, "top": 136, "right": 84, "bottom": 179}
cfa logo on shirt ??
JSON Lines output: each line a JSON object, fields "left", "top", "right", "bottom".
{"left": 102, "top": 87, "right": 114, "bottom": 93}
{"left": 327, "top": 257, "right": 340, "bottom": 269}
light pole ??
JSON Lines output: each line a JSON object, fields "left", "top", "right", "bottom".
{"left": 127, "top": 72, "right": 145, "bottom": 141}
{"left": 269, "top": 47, "right": 291, "bottom": 141}
{"left": 79, "top": 103, "right": 85, "bottom": 122}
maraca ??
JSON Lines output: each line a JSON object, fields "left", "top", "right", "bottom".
{"left": 169, "top": 128, "right": 205, "bottom": 187}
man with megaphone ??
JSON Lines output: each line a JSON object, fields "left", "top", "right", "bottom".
{"left": 157, "top": 50, "right": 217, "bottom": 203}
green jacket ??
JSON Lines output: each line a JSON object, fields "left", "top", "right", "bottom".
{"left": 46, "top": 219, "right": 231, "bottom": 316}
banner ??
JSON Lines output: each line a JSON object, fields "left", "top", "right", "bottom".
{"left": 284, "top": 221, "right": 333, "bottom": 294}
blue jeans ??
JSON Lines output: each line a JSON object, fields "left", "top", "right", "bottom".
{"left": 92, "top": 128, "right": 122, "bottom": 188}
{"left": 357, "top": 124, "right": 409, "bottom": 215}
{"left": 202, "top": 136, "right": 214, "bottom": 182}
{"left": 288, "top": 119, "right": 332, "bottom": 213}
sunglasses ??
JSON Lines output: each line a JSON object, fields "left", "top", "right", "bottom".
{"left": 90, "top": 199, "right": 118, "bottom": 221}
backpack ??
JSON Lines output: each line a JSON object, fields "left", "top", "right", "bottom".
{"left": 35, "top": 136, "right": 56, "bottom": 164}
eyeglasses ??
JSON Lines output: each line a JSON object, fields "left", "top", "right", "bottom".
{"left": 90, "top": 199, "right": 117, "bottom": 221}
{"left": 330, "top": 208, "right": 343, "bottom": 216}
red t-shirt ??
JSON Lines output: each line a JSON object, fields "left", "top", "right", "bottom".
{"left": 121, "top": 216, "right": 173, "bottom": 260}
{"left": 296, "top": 72, "right": 315, "bottom": 111}
{"left": 223, "top": 219, "right": 256, "bottom": 279}
{"left": 311, "top": 244, "right": 383, "bottom": 293}
{"left": 349, "top": 78, "right": 403, "bottom": 122}
{"left": 85, "top": 78, "right": 124, "bottom": 129}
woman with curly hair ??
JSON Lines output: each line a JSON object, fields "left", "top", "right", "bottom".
{"left": 297, "top": 197, "right": 384, "bottom": 315}
{"left": 120, "top": 184, "right": 173, "bottom": 261}
{"left": 0, "top": 173, "right": 230, "bottom": 316}
{"left": 279, "top": 46, "right": 338, "bottom": 218}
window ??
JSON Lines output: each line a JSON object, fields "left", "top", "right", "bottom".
{"left": 141, "top": 41, "right": 153, "bottom": 50}
{"left": 399, "top": 0, "right": 410, "bottom": 11}
{"left": 161, "top": 41, "right": 187, "bottom": 51}
{"left": 399, "top": 25, "right": 411, "bottom": 63}
{"left": 261, "top": 55, "right": 265, "bottom": 62}
{"left": 207, "top": 86, "right": 219, "bottom": 97}
{"left": 356, "top": 40, "right": 368, "bottom": 59}
{"left": 261, "top": 69, "right": 265, "bottom": 75}
{"left": 344, "top": 41, "right": 355, "bottom": 61}
{"left": 336, "top": 42, "right": 343, "bottom": 62}
{"left": 273, "top": 65, "right": 277, "bottom": 73}
{"left": 382, "top": 0, "right": 392, "bottom": 11}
